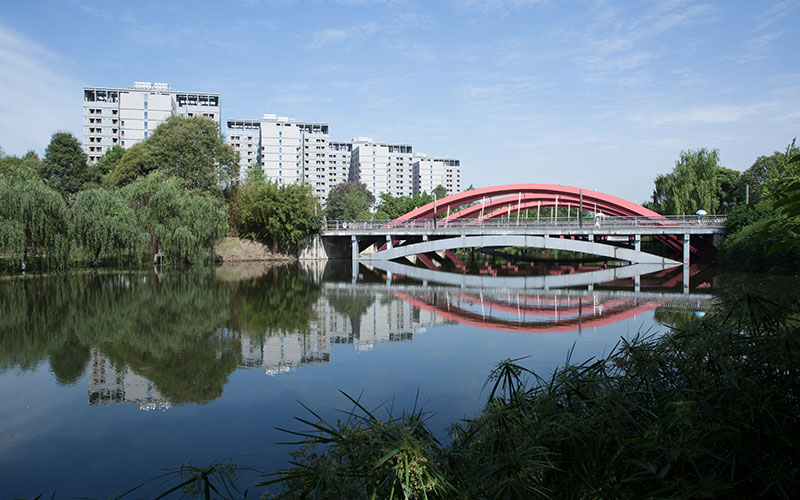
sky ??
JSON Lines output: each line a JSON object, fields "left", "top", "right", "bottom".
{"left": 0, "top": 0, "right": 798, "bottom": 203}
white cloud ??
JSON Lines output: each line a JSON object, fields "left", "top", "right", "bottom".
{"left": 733, "top": 30, "right": 787, "bottom": 62}
{"left": 0, "top": 23, "right": 79, "bottom": 155}
{"left": 635, "top": 102, "right": 779, "bottom": 127}
{"left": 753, "top": 0, "right": 796, "bottom": 32}
{"left": 456, "top": 0, "right": 550, "bottom": 14}
{"left": 308, "top": 22, "right": 379, "bottom": 49}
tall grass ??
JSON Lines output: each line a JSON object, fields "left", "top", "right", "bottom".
{"left": 264, "top": 293, "right": 800, "bottom": 499}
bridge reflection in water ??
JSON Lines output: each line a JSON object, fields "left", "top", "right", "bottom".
{"left": 88, "top": 261, "right": 717, "bottom": 408}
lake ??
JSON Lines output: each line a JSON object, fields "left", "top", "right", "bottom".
{"left": 0, "top": 260, "right": 766, "bottom": 497}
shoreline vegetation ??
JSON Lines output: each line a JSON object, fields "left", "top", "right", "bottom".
{"left": 2, "top": 123, "right": 799, "bottom": 275}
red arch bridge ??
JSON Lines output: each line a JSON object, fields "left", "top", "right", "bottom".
{"left": 314, "top": 184, "right": 726, "bottom": 267}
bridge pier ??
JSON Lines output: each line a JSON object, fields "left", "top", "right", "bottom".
{"left": 683, "top": 234, "right": 690, "bottom": 265}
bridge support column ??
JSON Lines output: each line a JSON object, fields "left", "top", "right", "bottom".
{"left": 352, "top": 235, "right": 359, "bottom": 261}
{"left": 683, "top": 234, "right": 690, "bottom": 264}
{"left": 635, "top": 234, "right": 641, "bottom": 252}
{"left": 386, "top": 235, "right": 393, "bottom": 249}
{"left": 588, "top": 233, "right": 594, "bottom": 242}
{"left": 635, "top": 274, "right": 641, "bottom": 293}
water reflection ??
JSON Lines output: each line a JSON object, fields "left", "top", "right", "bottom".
{"left": 0, "top": 261, "right": 719, "bottom": 408}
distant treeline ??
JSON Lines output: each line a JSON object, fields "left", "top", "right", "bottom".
{"left": 641, "top": 142, "right": 800, "bottom": 274}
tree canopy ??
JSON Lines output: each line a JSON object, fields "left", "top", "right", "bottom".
{"left": 121, "top": 172, "right": 228, "bottom": 264}
{"left": 232, "top": 174, "right": 321, "bottom": 252}
{"left": 94, "top": 145, "right": 126, "bottom": 176}
{"left": 40, "top": 131, "right": 96, "bottom": 201}
{"left": 0, "top": 168, "right": 69, "bottom": 269}
{"left": 374, "top": 192, "right": 433, "bottom": 219}
{"left": 326, "top": 182, "right": 375, "bottom": 220}
{"left": 70, "top": 188, "right": 143, "bottom": 266}
{"left": 106, "top": 116, "right": 237, "bottom": 194}
{"left": 433, "top": 184, "right": 448, "bottom": 199}
{"left": 645, "top": 148, "right": 739, "bottom": 215}
{"left": 0, "top": 149, "right": 42, "bottom": 176}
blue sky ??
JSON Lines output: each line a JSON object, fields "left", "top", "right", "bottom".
{"left": 1, "top": 0, "right": 798, "bottom": 203}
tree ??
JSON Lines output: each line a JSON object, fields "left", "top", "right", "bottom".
{"left": 0, "top": 150, "right": 41, "bottom": 176}
{"left": 121, "top": 172, "right": 228, "bottom": 264}
{"left": 95, "top": 145, "right": 126, "bottom": 177}
{"left": 374, "top": 192, "right": 433, "bottom": 219}
{"left": 107, "top": 116, "right": 237, "bottom": 194}
{"left": 646, "top": 148, "right": 728, "bottom": 215}
{"left": 40, "top": 131, "right": 95, "bottom": 200}
{"left": 326, "top": 182, "right": 375, "bottom": 220}
{"left": 233, "top": 175, "right": 321, "bottom": 252}
{"left": 70, "top": 188, "right": 143, "bottom": 266}
{"left": 0, "top": 169, "right": 69, "bottom": 270}
{"left": 433, "top": 184, "right": 448, "bottom": 199}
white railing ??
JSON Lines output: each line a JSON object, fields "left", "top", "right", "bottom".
{"left": 323, "top": 215, "right": 726, "bottom": 231}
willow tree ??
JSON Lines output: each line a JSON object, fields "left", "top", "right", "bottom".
{"left": 0, "top": 170, "right": 69, "bottom": 270}
{"left": 70, "top": 188, "right": 143, "bottom": 267}
{"left": 646, "top": 149, "right": 724, "bottom": 214}
{"left": 121, "top": 172, "right": 228, "bottom": 264}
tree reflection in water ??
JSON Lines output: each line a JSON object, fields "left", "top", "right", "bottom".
{"left": 0, "top": 262, "right": 725, "bottom": 407}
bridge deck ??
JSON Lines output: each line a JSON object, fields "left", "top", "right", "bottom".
{"left": 322, "top": 215, "right": 725, "bottom": 237}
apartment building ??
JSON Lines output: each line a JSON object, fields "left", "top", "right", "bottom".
{"left": 347, "top": 138, "right": 418, "bottom": 198}
{"left": 327, "top": 141, "right": 352, "bottom": 191}
{"left": 82, "top": 81, "right": 220, "bottom": 164}
{"left": 223, "top": 113, "right": 462, "bottom": 202}
{"left": 226, "top": 119, "right": 260, "bottom": 176}
{"left": 413, "top": 157, "right": 462, "bottom": 197}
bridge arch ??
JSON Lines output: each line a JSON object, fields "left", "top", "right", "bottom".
{"left": 394, "top": 184, "right": 663, "bottom": 222}
{"left": 363, "top": 234, "right": 680, "bottom": 266}
{"left": 386, "top": 184, "right": 687, "bottom": 254}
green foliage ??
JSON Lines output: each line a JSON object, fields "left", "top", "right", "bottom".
{"left": 40, "top": 131, "right": 96, "bottom": 200}
{"left": 122, "top": 172, "right": 228, "bottom": 264}
{"left": 646, "top": 148, "right": 736, "bottom": 215}
{"left": 432, "top": 184, "right": 447, "bottom": 199}
{"left": 0, "top": 169, "right": 69, "bottom": 270}
{"left": 374, "top": 192, "right": 433, "bottom": 219}
{"left": 70, "top": 188, "right": 144, "bottom": 265}
{"left": 95, "top": 144, "right": 126, "bottom": 176}
{"left": 106, "top": 116, "right": 237, "bottom": 194}
{"left": 718, "top": 144, "right": 800, "bottom": 274}
{"left": 0, "top": 149, "right": 42, "bottom": 176}
{"left": 268, "top": 299, "right": 800, "bottom": 499}
{"left": 262, "top": 392, "right": 450, "bottom": 499}
{"left": 325, "top": 182, "right": 375, "bottom": 220}
{"left": 738, "top": 140, "right": 799, "bottom": 205}
{"left": 232, "top": 175, "right": 321, "bottom": 252}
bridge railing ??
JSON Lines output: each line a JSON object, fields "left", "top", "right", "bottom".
{"left": 323, "top": 215, "right": 726, "bottom": 231}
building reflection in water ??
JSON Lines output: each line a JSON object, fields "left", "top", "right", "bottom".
{"left": 88, "top": 348, "right": 171, "bottom": 411}
{"left": 87, "top": 261, "right": 717, "bottom": 408}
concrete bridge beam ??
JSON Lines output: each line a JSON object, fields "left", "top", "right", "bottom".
{"left": 360, "top": 234, "right": 680, "bottom": 266}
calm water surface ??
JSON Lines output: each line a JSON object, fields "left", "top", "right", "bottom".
{"left": 0, "top": 261, "right": 745, "bottom": 496}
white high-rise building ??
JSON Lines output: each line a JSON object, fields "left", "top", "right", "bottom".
{"left": 327, "top": 141, "right": 352, "bottom": 193}
{"left": 226, "top": 119, "right": 261, "bottom": 178}
{"left": 413, "top": 157, "right": 462, "bottom": 196}
{"left": 224, "top": 114, "right": 462, "bottom": 202}
{"left": 82, "top": 81, "right": 220, "bottom": 164}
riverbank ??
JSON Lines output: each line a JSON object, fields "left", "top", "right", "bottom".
{"left": 214, "top": 236, "right": 294, "bottom": 263}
